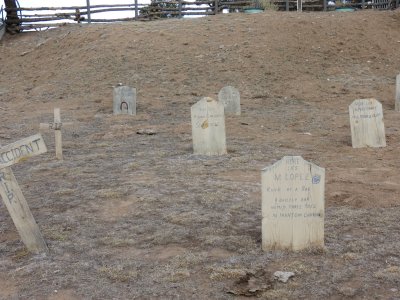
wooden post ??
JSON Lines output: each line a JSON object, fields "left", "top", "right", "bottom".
{"left": 395, "top": 74, "right": 400, "bottom": 112}
{"left": 40, "top": 108, "right": 74, "bottom": 161}
{"left": 286, "top": 0, "right": 290, "bottom": 11}
{"left": 135, "top": 0, "right": 139, "bottom": 20}
{"left": 297, "top": 0, "right": 302, "bottom": 11}
{"left": 178, "top": 0, "right": 183, "bottom": 18}
{"left": 361, "top": 0, "right": 365, "bottom": 9}
{"left": 323, "top": 0, "right": 327, "bottom": 11}
{"left": 396, "top": 0, "right": 399, "bottom": 9}
{"left": 215, "top": 0, "right": 219, "bottom": 14}
{"left": 0, "top": 134, "right": 49, "bottom": 254}
{"left": 86, "top": 0, "right": 91, "bottom": 23}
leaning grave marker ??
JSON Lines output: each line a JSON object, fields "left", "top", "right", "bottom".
{"left": 0, "top": 134, "right": 49, "bottom": 254}
{"left": 113, "top": 85, "right": 137, "bottom": 115}
{"left": 218, "top": 86, "right": 241, "bottom": 115}
{"left": 191, "top": 97, "right": 227, "bottom": 156}
{"left": 395, "top": 74, "right": 400, "bottom": 112}
{"left": 261, "top": 156, "right": 325, "bottom": 251}
{"left": 349, "top": 98, "right": 386, "bottom": 148}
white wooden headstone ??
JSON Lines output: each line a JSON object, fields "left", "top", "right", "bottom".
{"left": 262, "top": 156, "right": 325, "bottom": 251}
{"left": 218, "top": 86, "right": 241, "bottom": 115}
{"left": 113, "top": 86, "right": 136, "bottom": 115}
{"left": 191, "top": 97, "right": 227, "bottom": 156}
{"left": 395, "top": 74, "right": 400, "bottom": 112}
{"left": 0, "top": 134, "right": 49, "bottom": 254}
{"left": 349, "top": 99, "right": 386, "bottom": 148}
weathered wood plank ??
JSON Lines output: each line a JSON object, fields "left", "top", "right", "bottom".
{"left": 0, "top": 134, "right": 47, "bottom": 169}
{"left": 0, "top": 167, "right": 48, "bottom": 254}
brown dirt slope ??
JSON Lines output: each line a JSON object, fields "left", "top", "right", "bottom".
{"left": 0, "top": 10, "right": 400, "bottom": 299}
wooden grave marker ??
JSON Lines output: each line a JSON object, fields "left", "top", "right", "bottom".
{"left": 349, "top": 99, "right": 386, "bottom": 148}
{"left": 218, "top": 86, "right": 241, "bottom": 115}
{"left": 261, "top": 156, "right": 325, "bottom": 251}
{"left": 113, "top": 86, "right": 136, "bottom": 115}
{"left": 395, "top": 74, "right": 400, "bottom": 112}
{"left": 0, "top": 134, "right": 49, "bottom": 254}
{"left": 191, "top": 97, "right": 227, "bottom": 156}
{"left": 40, "top": 108, "right": 73, "bottom": 160}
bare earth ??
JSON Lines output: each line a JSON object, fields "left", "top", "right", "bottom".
{"left": 0, "top": 10, "right": 400, "bottom": 299}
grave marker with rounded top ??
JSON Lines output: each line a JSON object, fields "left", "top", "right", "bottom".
{"left": 113, "top": 86, "right": 136, "bottom": 115}
{"left": 261, "top": 156, "right": 325, "bottom": 251}
{"left": 191, "top": 97, "right": 227, "bottom": 155}
{"left": 395, "top": 74, "right": 400, "bottom": 112}
{"left": 218, "top": 86, "right": 241, "bottom": 115}
{"left": 349, "top": 98, "right": 386, "bottom": 148}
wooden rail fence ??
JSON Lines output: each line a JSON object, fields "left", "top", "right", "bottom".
{"left": 4, "top": 0, "right": 398, "bottom": 32}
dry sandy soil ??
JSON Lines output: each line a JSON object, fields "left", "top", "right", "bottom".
{"left": 0, "top": 10, "right": 400, "bottom": 299}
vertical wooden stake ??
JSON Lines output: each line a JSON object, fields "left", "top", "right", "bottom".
{"left": 135, "top": 0, "right": 139, "bottom": 20}
{"left": 215, "top": 0, "right": 219, "bottom": 14}
{"left": 395, "top": 74, "right": 400, "bottom": 112}
{"left": 0, "top": 168, "right": 48, "bottom": 254}
{"left": 86, "top": 0, "right": 91, "bottom": 23}
{"left": 54, "top": 108, "right": 63, "bottom": 160}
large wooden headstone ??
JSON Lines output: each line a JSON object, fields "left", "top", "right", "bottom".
{"left": 113, "top": 86, "right": 136, "bottom": 115}
{"left": 218, "top": 86, "right": 241, "bottom": 115}
{"left": 261, "top": 156, "right": 325, "bottom": 251}
{"left": 0, "top": 134, "right": 49, "bottom": 254}
{"left": 349, "top": 99, "right": 386, "bottom": 148}
{"left": 191, "top": 97, "right": 227, "bottom": 156}
{"left": 395, "top": 74, "right": 400, "bottom": 112}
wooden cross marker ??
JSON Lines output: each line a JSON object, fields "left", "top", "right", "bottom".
{"left": 40, "top": 108, "right": 73, "bottom": 161}
{"left": 0, "top": 134, "right": 49, "bottom": 254}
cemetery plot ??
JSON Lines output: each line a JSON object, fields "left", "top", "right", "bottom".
{"left": 191, "top": 97, "right": 227, "bottom": 156}
{"left": 218, "top": 86, "right": 241, "bottom": 115}
{"left": 113, "top": 86, "right": 137, "bottom": 115}
{"left": 261, "top": 156, "right": 325, "bottom": 251}
{"left": 349, "top": 99, "right": 386, "bottom": 148}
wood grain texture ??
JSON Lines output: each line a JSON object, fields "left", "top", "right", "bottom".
{"left": 349, "top": 99, "right": 386, "bottom": 148}
{"left": 262, "top": 156, "right": 325, "bottom": 251}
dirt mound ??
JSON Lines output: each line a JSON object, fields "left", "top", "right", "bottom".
{"left": 0, "top": 11, "right": 400, "bottom": 299}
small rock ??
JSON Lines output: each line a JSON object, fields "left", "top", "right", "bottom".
{"left": 137, "top": 129, "right": 156, "bottom": 135}
{"left": 273, "top": 271, "right": 295, "bottom": 283}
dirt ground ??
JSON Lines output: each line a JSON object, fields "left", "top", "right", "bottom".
{"left": 0, "top": 10, "right": 400, "bottom": 299}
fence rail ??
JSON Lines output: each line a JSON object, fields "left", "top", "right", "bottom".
{"left": 4, "top": 0, "right": 399, "bottom": 32}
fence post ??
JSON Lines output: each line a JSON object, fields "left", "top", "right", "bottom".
{"left": 179, "top": 0, "right": 182, "bottom": 17}
{"left": 135, "top": 0, "right": 138, "bottom": 20}
{"left": 286, "top": 0, "right": 289, "bottom": 10}
{"left": 361, "top": 0, "right": 365, "bottom": 8}
{"left": 86, "top": 0, "right": 91, "bottom": 23}
{"left": 297, "top": 0, "right": 302, "bottom": 11}
{"left": 396, "top": 0, "right": 399, "bottom": 8}
{"left": 215, "top": 0, "right": 219, "bottom": 14}
{"left": 323, "top": 0, "right": 327, "bottom": 10}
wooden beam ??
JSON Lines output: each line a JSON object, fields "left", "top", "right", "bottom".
{"left": 0, "top": 167, "right": 48, "bottom": 254}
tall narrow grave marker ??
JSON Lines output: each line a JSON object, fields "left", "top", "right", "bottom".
{"left": 349, "top": 99, "right": 386, "bottom": 148}
{"left": 40, "top": 108, "right": 73, "bottom": 160}
{"left": 191, "top": 97, "right": 227, "bottom": 155}
{"left": 218, "top": 86, "right": 241, "bottom": 115}
{"left": 395, "top": 74, "right": 400, "bottom": 112}
{"left": 113, "top": 86, "right": 136, "bottom": 115}
{"left": 261, "top": 156, "right": 325, "bottom": 251}
{"left": 0, "top": 134, "right": 48, "bottom": 254}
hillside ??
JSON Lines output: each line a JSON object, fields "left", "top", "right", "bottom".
{"left": 1, "top": 11, "right": 400, "bottom": 299}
